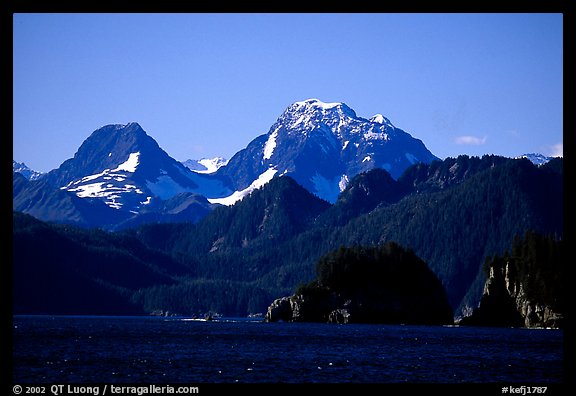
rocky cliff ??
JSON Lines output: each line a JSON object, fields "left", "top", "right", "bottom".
{"left": 459, "top": 232, "right": 563, "bottom": 328}
{"left": 459, "top": 259, "right": 563, "bottom": 328}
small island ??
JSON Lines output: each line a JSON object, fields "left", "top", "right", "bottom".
{"left": 265, "top": 242, "right": 454, "bottom": 325}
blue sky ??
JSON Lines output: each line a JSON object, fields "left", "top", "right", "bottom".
{"left": 13, "top": 13, "right": 563, "bottom": 173}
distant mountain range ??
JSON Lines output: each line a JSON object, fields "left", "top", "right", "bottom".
{"left": 13, "top": 99, "right": 442, "bottom": 228}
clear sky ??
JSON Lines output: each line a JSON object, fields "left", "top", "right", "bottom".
{"left": 13, "top": 13, "right": 563, "bottom": 173}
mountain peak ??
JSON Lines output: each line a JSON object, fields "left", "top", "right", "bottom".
{"left": 369, "top": 114, "right": 393, "bottom": 126}
{"left": 517, "top": 153, "right": 554, "bottom": 166}
{"left": 286, "top": 98, "right": 357, "bottom": 119}
{"left": 59, "top": 123, "right": 159, "bottom": 176}
{"left": 214, "top": 99, "right": 439, "bottom": 203}
{"left": 125, "top": 121, "right": 142, "bottom": 129}
{"left": 95, "top": 122, "right": 142, "bottom": 133}
{"left": 13, "top": 160, "right": 43, "bottom": 181}
{"left": 43, "top": 122, "right": 218, "bottom": 213}
{"left": 294, "top": 98, "right": 343, "bottom": 110}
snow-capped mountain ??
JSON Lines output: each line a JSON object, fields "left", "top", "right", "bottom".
{"left": 182, "top": 157, "right": 228, "bottom": 174}
{"left": 14, "top": 100, "right": 440, "bottom": 226}
{"left": 518, "top": 153, "right": 555, "bottom": 166}
{"left": 44, "top": 122, "right": 231, "bottom": 214}
{"left": 13, "top": 161, "right": 43, "bottom": 181}
{"left": 213, "top": 98, "right": 439, "bottom": 204}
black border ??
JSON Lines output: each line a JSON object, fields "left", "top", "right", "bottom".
{"left": 6, "top": 0, "right": 573, "bottom": 391}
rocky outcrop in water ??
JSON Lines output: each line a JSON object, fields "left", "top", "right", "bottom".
{"left": 265, "top": 243, "right": 454, "bottom": 325}
{"left": 265, "top": 290, "right": 453, "bottom": 325}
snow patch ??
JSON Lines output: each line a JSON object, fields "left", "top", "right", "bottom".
{"left": 362, "top": 156, "right": 372, "bottom": 163}
{"left": 369, "top": 114, "right": 394, "bottom": 129}
{"left": 67, "top": 180, "right": 144, "bottom": 210}
{"left": 185, "top": 157, "right": 229, "bottom": 174}
{"left": 363, "top": 131, "right": 388, "bottom": 141}
{"left": 371, "top": 114, "right": 385, "bottom": 124}
{"left": 263, "top": 128, "right": 279, "bottom": 160}
{"left": 339, "top": 175, "right": 349, "bottom": 192}
{"left": 68, "top": 182, "right": 106, "bottom": 198}
{"left": 197, "top": 158, "right": 228, "bottom": 173}
{"left": 68, "top": 171, "right": 116, "bottom": 188}
{"left": 342, "top": 140, "right": 350, "bottom": 150}
{"left": 112, "top": 152, "right": 140, "bottom": 173}
{"left": 208, "top": 168, "right": 278, "bottom": 206}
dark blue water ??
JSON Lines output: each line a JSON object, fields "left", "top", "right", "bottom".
{"left": 12, "top": 315, "right": 563, "bottom": 383}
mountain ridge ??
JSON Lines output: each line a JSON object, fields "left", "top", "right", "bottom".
{"left": 14, "top": 100, "right": 441, "bottom": 227}
{"left": 214, "top": 98, "right": 439, "bottom": 204}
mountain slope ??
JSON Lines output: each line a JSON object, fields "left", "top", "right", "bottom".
{"left": 114, "top": 192, "right": 216, "bottom": 230}
{"left": 13, "top": 212, "right": 187, "bottom": 314}
{"left": 13, "top": 172, "right": 130, "bottom": 228}
{"left": 214, "top": 99, "right": 438, "bottom": 203}
{"left": 125, "top": 175, "right": 331, "bottom": 292}
{"left": 13, "top": 175, "right": 329, "bottom": 316}
{"left": 319, "top": 167, "right": 411, "bottom": 227}
{"left": 158, "top": 176, "right": 331, "bottom": 258}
